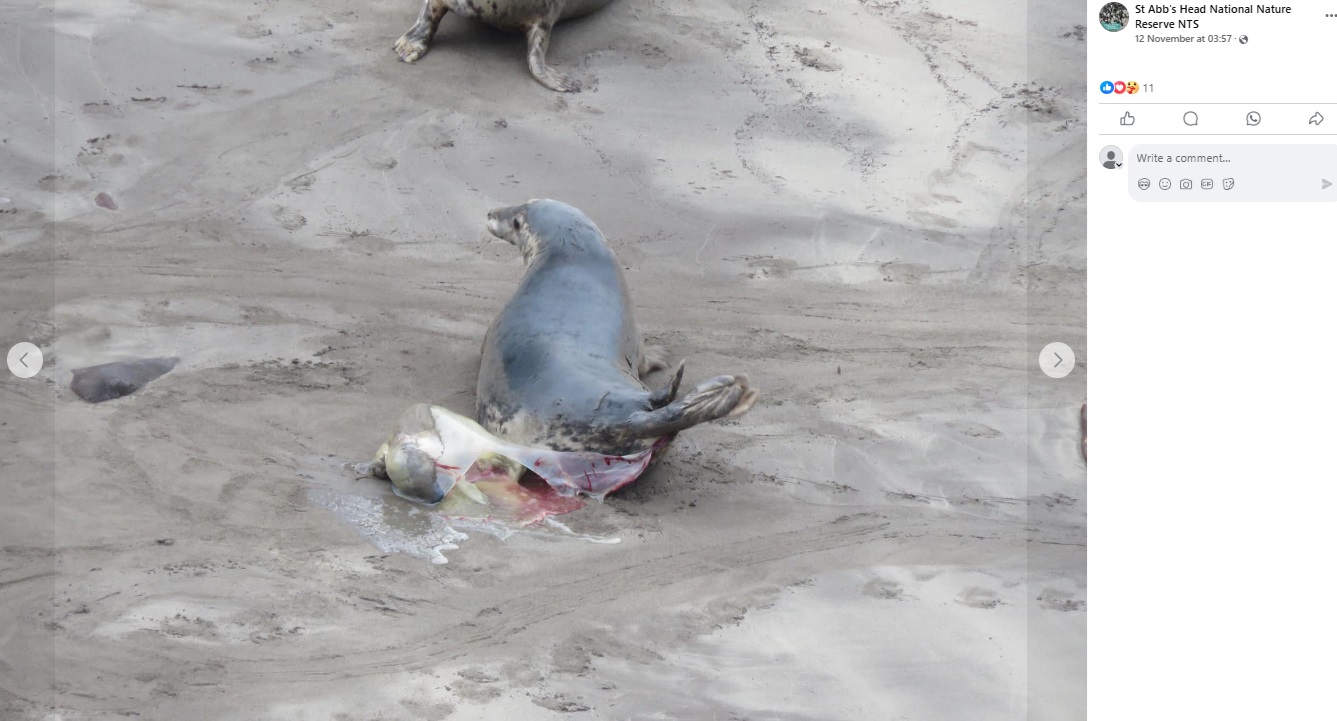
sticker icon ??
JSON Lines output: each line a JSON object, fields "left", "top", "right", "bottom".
{"left": 1223, "top": 178, "right": 1235, "bottom": 190}
{"left": 1138, "top": 178, "right": 1151, "bottom": 190}
{"left": 1126, "top": 81, "right": 1140, "bottom": 94}
{"left": 1100, "top": 80, "right": 1115, "bottom": 94}
{"left": 1114, "top": 81, "right": 1126, "bottom": 94}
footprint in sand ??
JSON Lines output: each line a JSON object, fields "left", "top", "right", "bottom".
{"left": 863, "top": 579, "right": 904, "bottom": 600}
{"left": 955, "top": 586, "right": 1002, "bottom": 609}
{"left": 1037, "top": 588, "right": 1086, "bottom": 612}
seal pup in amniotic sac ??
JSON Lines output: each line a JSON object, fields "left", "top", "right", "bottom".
{"left": 394, "top": 0, "right": 616, "bottom": 92}
{"left": 478, "top": 199, "right": 759, "bottom": 458}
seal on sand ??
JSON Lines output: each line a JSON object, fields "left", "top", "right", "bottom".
{"left": 393, "top": 0, "right": 616, "bottom": 92}
{"left": 478, "top": 199, "right": 759, "bottom": 457}
{"left": 70, "top": 357, "right": 179, "bottom": 403}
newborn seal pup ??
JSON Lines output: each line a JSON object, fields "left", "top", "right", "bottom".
{"left": 479, "top": 199, "right": 758, "bottom": 457}
{"left": 394, "top": 0, "right": 616, "bottom": 92}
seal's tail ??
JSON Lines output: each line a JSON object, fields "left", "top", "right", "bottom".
{"left": 627, "top": 373, "right": 759, "bottom": 439}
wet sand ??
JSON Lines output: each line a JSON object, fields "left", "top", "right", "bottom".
{"left": 0, "top": 0, "right": 1086, "bottom": 718}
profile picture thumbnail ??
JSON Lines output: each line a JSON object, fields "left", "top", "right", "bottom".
{"left": 1099, "top": 146, "right": 1123, "bottom": 170}
{"left": 1100, "top": 2, "right": 1129, "bottom": 32}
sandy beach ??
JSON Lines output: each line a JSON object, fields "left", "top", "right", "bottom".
{"left": 1, "top": 0, "right": 1086, "bottom": 718}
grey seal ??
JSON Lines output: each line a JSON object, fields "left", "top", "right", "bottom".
{"left": 477, "top": 199, "right": 759, "bottom": 457}
{"left": 70, "top": 357, "right": 179, "bottom": 403}
{"left": 394, "top": 0, "right": 616, "bottom": 92}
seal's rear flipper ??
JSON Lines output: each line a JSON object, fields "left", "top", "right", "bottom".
{"left": 628, "top": 374, "right": 759, "bottom": 438}
{"left": 648, "top": 361, "right": 685, "bottom": 409}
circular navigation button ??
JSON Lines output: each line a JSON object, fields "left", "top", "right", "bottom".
{"left": 1039, "top": 342, "right": 1075, "bottom": 379}
{"left": 8, "top": 342, "right": 44, "bottom": 379}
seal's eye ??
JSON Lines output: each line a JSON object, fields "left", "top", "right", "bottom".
{"left": 512, "top": 218, "right": 522, "bottom": 231}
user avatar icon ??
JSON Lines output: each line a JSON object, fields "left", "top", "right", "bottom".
{"left": 1138, "top": 178, "right": 1151, "bottom": 190}
{"left": 1100, "top": 2, "right": 1129, "bottom": 32}
{"left": 1099, "top": 146, "right": 1124, "bottom": 170}
{"left": 1180, "top": 179, "right": 1193, "bottom": 190}
{"left": 1159, "top": 178, "right": 1172, "bottom": 190}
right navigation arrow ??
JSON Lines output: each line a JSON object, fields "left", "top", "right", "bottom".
{"left": 1324, "top": 179, "right": 1333, "bottom": 190}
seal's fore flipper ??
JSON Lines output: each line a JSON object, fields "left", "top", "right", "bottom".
{"left": 626, "top": 374, "right": 759, "bottom": 439}
{"left": 525, "top": 18, "right": 582, "bottom": 92}
{"left": 648, "top": 361, "right": 685, "bottom": 410}
{"left": 395, "top": 0, "right": 450, "bottom": 63}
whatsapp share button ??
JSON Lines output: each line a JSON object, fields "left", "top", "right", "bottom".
{"left": 1127, "top": 145, "right": 1337, "bottom": 202}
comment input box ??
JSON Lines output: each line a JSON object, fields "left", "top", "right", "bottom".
{"left": 1126, "top": 145, "right": 1337, "bottom": 202}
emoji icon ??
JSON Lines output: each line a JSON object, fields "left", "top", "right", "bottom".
{"left": 1246, "top": 111, "right": 1261, "bottom": 126}
{"left": 1223, "top": 178, "right": 1235, "bottom": 190}
{"left": 1159, "top": 178, "right": 1172, "bottom": 190}
{"left": 1180, "top": 179, "right": 1193, "bottom": 190}
{"left": 1114, "top": 81, "right": 1126, "bottom": 94}
{"left": 1138, "top": 178, "right": 1151, "bottom": 190}
{"left": 1183, "top": 111, "right": 1199, "bottom": 126}
{"left": 1100, "top": 81, "right": 1114, "bottom": 94}
{"left": 1126, "top": 81, "right": 1140, "bottom": 95}
{"left": 1201, "top": 179, "right": 1214, "bottom": 189}
{"left": 1120, "top": 112, "right": 1136, "bottom": 126}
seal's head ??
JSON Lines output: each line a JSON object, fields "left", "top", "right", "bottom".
{"left": 380, "top": 432, "right": 450, "bottom": 505}
{"left": 487, "top": 199, "right": 604, "bottom": 266}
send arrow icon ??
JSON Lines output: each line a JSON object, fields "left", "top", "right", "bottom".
{"left": 1324, "top": 179, "right": 1333, "bottom": 190}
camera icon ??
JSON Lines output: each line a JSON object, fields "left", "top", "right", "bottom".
{"left": 1180, "top": 179, "right": 1193, "bottom": 190}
